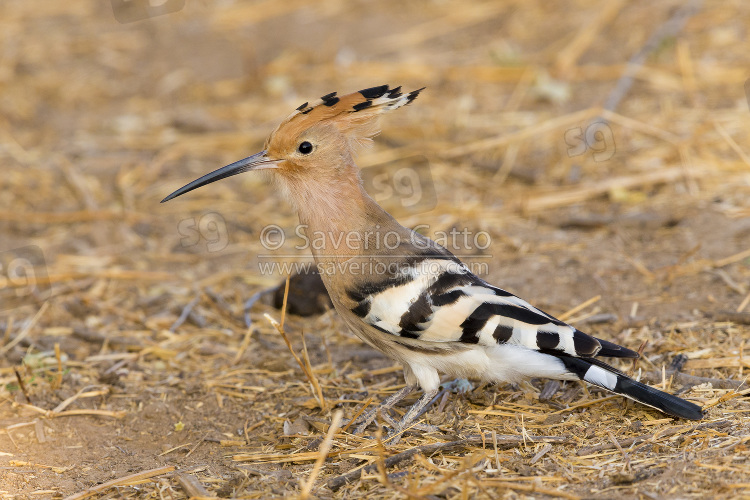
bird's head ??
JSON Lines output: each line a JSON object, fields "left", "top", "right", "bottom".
{"left": 161, "top": 85, "right": 423, "bottom": 203}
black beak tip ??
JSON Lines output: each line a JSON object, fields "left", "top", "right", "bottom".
{"left": 158, "top": 150, "right": 272, "bottom": 205}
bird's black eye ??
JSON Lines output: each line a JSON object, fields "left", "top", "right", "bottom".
{"left": 298, "top": 141, "right": 313, "bottom": 154}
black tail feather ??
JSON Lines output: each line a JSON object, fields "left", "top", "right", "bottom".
{"left": 559, "top": 356, "right": 704, "bottom": 420}
{"left": 614, "top": 376, "right": 704, "bottom": 421}
{"left": 592, "top": 336, "right": 640, "bottom": 358}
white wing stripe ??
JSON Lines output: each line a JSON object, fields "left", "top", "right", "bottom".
{"left": 583, "top": 364, "right": 618, "bottom": 390}
{"left": 363, "top": 259, "right": 460, "bottom": 334}
{"left": 512, "top": 323, "right": 541, "bottom": 350}
{"left": 556, "top": 325, "right": 577, "bottom": 355}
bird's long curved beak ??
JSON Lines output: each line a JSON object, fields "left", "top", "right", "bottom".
{"left": 161, "top": 151, "right": 278, "bottom": 203}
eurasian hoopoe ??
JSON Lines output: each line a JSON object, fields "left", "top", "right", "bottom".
{"left": 162, "top": 85, "right": 704, "bottom": 434}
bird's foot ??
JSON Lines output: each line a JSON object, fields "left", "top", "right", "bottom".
{"left": 442, "top": 378, "right": 474, "bottom": 394}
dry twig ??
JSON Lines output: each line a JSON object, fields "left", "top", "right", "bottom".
{"left": 327, "top": 434, "right": 569, "bottom": 491}
{"left": 63, "top": 465, "right": 176, "bottom": 500}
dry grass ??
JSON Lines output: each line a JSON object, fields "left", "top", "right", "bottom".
{"left": 1, "top": 0, "right": 750, "bottom": 498}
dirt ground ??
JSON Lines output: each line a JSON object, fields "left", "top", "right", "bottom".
{"left": 1, "top": 0, "right": 750, "bottom": 498}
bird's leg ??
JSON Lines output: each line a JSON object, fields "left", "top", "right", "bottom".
{"left": 414, "top": 389, "right": 446, "bottom": 420}
{"left": 351, "top": 385, "right": 414, "bottom": 435}
{"left": 386, "top": 388, "right": 440, "bottom": 443}
{"left": 413, "top": 378, "right": 474, "bottom": 420}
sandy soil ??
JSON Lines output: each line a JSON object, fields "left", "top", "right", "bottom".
{"left": 1, "top": 1, "right": 749, "bottom": 498}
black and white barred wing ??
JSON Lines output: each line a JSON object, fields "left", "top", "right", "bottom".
{"left": 348, "top": 258, "right": 637, "bottom": 359}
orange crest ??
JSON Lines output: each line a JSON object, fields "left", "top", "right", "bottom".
{"left": 266, "top": 85, "right": 424, "bottom": 154}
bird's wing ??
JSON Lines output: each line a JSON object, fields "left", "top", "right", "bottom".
{"left": 346, "top": 257, "right": 637, "bottom": 359}
{"left": 344, "top": 256, "right": 707, "bottom": 421}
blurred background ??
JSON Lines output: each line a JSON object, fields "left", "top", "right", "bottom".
{"left": 1, "top": 0, "right": 749, "bottom": 498}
